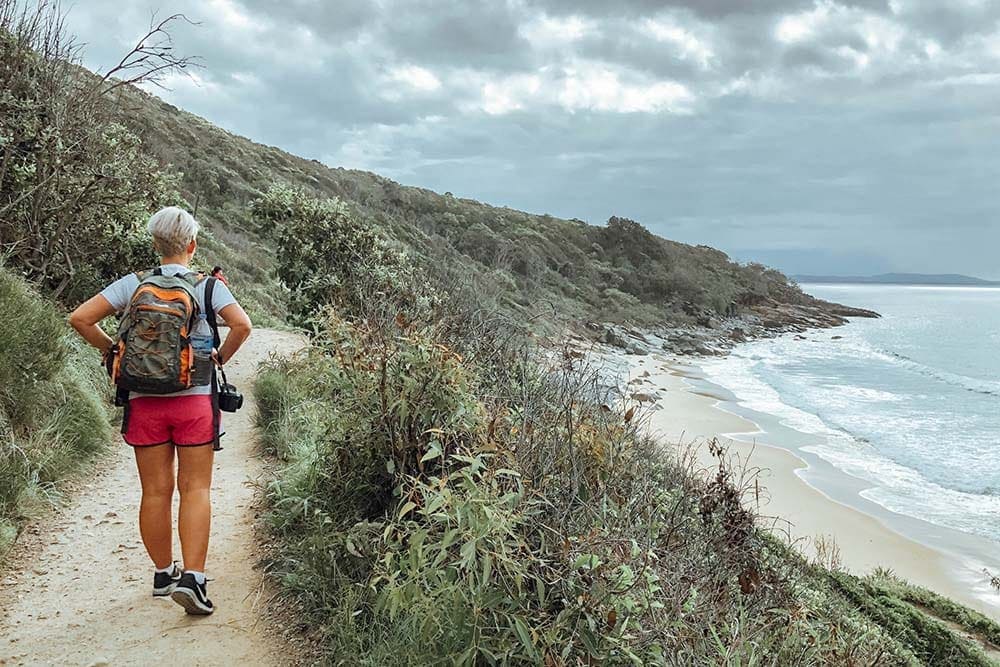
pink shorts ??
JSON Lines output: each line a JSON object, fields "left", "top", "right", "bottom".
{"left": 124, "top": 395, "right": 215, "bottom": 447}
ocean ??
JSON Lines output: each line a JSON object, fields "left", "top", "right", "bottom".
{"left": 699, "top": 284, "right": 1000, "bottom": 546}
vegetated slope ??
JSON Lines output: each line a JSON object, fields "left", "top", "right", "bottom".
{"left": 0, "top": 266, "right": 111, "bottom": 554}
{"left": 118, "top": 86, "right": 873, "bottom": 335}
{"left": 239, "top": 157, "right": 1000, "bottom": 665}
{"left": 251, "top": 281, "right": 1000, "bottom": 664}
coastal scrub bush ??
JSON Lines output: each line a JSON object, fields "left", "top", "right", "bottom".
{"left": 825, "top": 570, "right": 992, "bottom": 665}
{"left": 867, "top": 571, "right": 1000, "bottom": 648}
{"left": 250, "top": 184, "right": 433, "bottom": 327}
{"left": 0, "top": 4, "right": 183, "bottom": 305}
{"left": 0, "top": 266, "right": 110, "bottom": 556}
{"left": 256, "top": 305, "right": 944, "bottom": 664}
{"left": 192, "top": 221, "right": 288, "bottom": 327}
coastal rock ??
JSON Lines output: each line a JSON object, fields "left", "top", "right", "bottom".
{"left": 824, "top": 304, "right": 881, "bottom": 319}
{"left": 600, "top": 327, "right": 629, "bottom": 348}
{"left": 607, "top": 292, "right": 879, "bottom": 361}
{"left": 662, "top": 331, "right": 715, "bottom": 356}
{"left": 624, "top": 327, "right": 649, "bottom": 343}
{"left": 599, "top": 324, "right": 650, "bottom": 355}
{"left": 696, "top": 313, "right": 720, "bottom": 328}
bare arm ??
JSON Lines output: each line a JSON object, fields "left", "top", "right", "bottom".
{"left": 68, "top": 295, "right": 118, "bottom": 356}
{"left": 217, "top": 302, "right": 252, "bottom": 365}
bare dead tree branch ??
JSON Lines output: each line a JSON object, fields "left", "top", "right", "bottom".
{"left": 97, "top": 12, "right": 203, "bottom": 95}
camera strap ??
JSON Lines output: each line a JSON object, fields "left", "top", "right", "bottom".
{"left": 204, "top": 277, "right": 223, "bottom": 452}
{"left": 210, "top": 368, "right": 222, "bottom": 452}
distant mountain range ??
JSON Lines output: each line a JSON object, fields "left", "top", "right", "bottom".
{"left": 794, "top": 273, "right": 1000, "bottom": 286}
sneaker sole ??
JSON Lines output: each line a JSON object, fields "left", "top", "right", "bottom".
{"left": 152, "top": 582, "right": 178, "bottom": 597}
{"left": 170, "top": 586, "right": 214, "bottom": 615}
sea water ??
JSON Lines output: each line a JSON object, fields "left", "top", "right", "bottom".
{"left": 699, "top": 284, "right": 1000, "bottom": 545}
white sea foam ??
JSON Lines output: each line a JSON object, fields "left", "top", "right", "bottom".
{"left": 700, "top": 347, "right": 834, "bottom": 439}
{"left": 699, "top": 318, "right": 1000, "bottom": 545}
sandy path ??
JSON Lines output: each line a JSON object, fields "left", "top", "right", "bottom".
{"left": 0, "top": 328, "right": 305, "bottom": 666}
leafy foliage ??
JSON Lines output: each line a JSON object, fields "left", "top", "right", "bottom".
{"left": 866, "top": 570, "right": 1000, "bottom": 657}
{"left": 250, "top": 184, "right": 432, "bottom": 326}
{"left": 0, "top": 6, "right": 179, "bottom": 304}
{"left": 0, "top": 265, "right": 110, "bottom": 555}
{"left": 825, "top": 571, "right": 989, "bottom": 665}
{"left": 255, "top": 306, "right": 1000, "bottom": 665}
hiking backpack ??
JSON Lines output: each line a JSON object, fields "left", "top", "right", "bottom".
{"left": 110, "top": 268, "right": 218, "bottom": 394}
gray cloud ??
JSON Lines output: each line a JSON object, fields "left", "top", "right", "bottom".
{"left": 62, "top": 0, "right": 1000, "bottom": 277}
{"left": 528, "top": 0, "right": 817, "bottom": 19}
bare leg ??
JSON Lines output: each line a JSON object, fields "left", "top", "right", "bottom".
{"left": 133, "top": 444, "right": 176, "bottom": 569}
{"left": 176, "top": 445, "right": 215, "bottom": 572}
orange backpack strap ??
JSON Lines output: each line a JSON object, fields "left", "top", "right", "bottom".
{"left": 114, "top": 269, "right": 159, "bottom": 420}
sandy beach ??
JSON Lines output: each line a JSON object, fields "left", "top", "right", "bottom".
{"left": 618, "top": 351, "right": 1000, "bottom": 621}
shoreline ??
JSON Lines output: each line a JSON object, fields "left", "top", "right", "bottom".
{"left": 618, "top": 350, "right": 1000, "bottom": 620}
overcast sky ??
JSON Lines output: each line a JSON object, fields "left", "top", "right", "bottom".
{"left": 64, "top": 0, "right": 1000, "bottom": 277}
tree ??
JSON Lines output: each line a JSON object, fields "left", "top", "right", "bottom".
{"left": 251, "top": 183, "right": 432, "bottom": 325}
{"left": 0, "top": 3, "right": 195, "bottom": 303}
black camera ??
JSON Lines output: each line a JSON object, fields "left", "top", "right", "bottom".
{"left": 216, "top": 366, "right": 243, "bottom": 413}
{"left": 218, "top": 382, "right": 243, "bottom": 412}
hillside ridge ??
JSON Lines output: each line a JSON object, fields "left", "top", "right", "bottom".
{"left": 117, "top": 85, "right": 878, "bottom": 354}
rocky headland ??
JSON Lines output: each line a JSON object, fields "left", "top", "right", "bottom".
{"left": 588, "top": 296, "right": 880, "bottom": 357}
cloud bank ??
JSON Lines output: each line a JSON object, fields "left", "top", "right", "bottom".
{"left": 65, "top": 0, "right": 1000, "bottom": 276}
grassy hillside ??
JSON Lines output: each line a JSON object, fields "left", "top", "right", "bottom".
{"left": 118, "top": 86, "right": 845, "bottom": 334}
{"left": 254, "top": 305, "right": 1000, "bottom": 665}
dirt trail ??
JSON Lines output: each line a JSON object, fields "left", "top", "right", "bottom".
{"left": 0, "top": 328, "right": 305, "bottom": 667}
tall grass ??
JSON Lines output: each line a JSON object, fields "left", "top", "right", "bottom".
{"left": 0, "top": 266, "right": 111, "bottom": 555}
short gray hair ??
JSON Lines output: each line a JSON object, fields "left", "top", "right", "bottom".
{"left": 147, "top": 206, "right": 199, "bottom": 257}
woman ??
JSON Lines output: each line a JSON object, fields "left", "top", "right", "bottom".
{"left": 69, "top": 206, "right": 252, "bottom": 616}
{"left": 210, "top": 265, "right": 229, "bottom": 286}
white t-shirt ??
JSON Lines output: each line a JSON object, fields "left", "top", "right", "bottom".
{"left": 100, "top": 264, "right": 238, "bottom": 397}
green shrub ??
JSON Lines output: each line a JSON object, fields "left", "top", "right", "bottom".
{"left": 825, "top": 570, "right": 991, "bottom": 665}
{"left": 193, "top": 221, "right": 288, "bottom": 327}
{"left": 251, "top": 184, "right": 433, "bottom": 326}
{"left": 0, "top": 267, "right": 111, "bottom": 555}
{"left": 865, "top": 571, "right": 1000, "bottom": 661}
{"left": 0, "top": 9, "right": 179, "bottom": 305}
{"left": 0, "top": 266, "right": 69, "bottom": 408}
{"left": 256, "top": 311, "right": 959, "bottom": 665}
